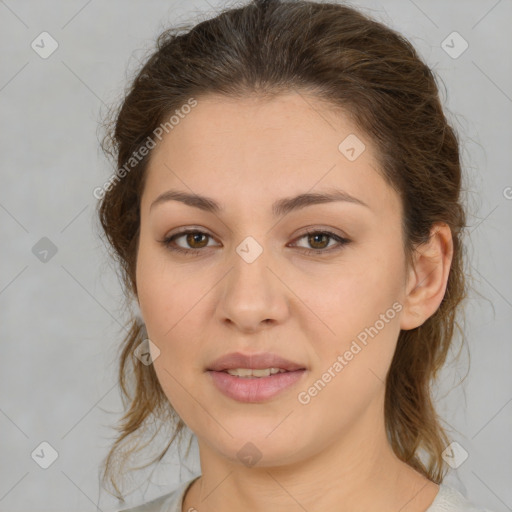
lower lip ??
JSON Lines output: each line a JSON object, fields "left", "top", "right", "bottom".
{"left": 207, "top": 370, "right": 307, "bottom": 403}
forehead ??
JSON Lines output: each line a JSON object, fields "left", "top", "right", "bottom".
{"left": 150, "top": 92, "right": 364, "bottom": 166}
{"left": 141, "top": 92, "right": 400, "bottom": 219}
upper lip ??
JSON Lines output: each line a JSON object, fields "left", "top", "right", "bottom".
{"left": 207, "top": 352, "right": 306, "bottom": 372}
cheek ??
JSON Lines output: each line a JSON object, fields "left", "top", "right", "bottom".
{"left": 136, "top": 251, "right": 205, "bottom": 419}
{"left": 136, "top": 253, "right": 182, "bottom": 384}
{"left": 136, "top": 236, "right": 185, "bottom": 334}
{"left": 296, "top": 249, "right": 404, "bottom": 389}
{"left": 300, "top": 252, "right": 403, "bottom": 337}
{"left": 135, "top": 242, "right": 208, "bottom": 371}
{"left": 294, "top": 271, "right": 401, "bottom": 428}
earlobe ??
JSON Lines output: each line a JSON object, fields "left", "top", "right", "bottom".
{"left": 399, "top": 222, "right": 454, "bottom": 331}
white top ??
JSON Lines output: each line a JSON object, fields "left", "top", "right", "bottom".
{"left": 117, "top": 475, "right": 496, "bottom": 512}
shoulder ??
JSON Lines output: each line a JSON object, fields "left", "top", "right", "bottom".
{"left": 116, "top": 476, "right": 200, "bottom": 512}
{"left": 116, "top": 491, "right": 175, "bottom": 512}
{"left": 427, "top": 484, "right": 497, "bottom": 512}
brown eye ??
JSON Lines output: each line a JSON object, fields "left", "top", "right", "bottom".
{"left": 161, "top": 229, "right": 218, "bottom": 255}
{"left": 184, "top": 232, "right": 209, "bottom": 249}
{"left": 307, "top": 233, "right": 330, "bottom": 250}
{"left": 292, "top": 230, "right": 350, "bottom": 255}
{"left": 161, "top": 228, "right": 350, "bottom": 258}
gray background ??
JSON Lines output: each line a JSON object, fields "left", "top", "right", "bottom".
{"left": 1, "top": 0, "right": 511, "bottom": 511}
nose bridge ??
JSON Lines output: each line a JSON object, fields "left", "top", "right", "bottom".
{"left": 217, "top": 234, "right": 289, "bottom": 329}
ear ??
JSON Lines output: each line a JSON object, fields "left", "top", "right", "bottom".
{"left": 400, "top": 222, "right": 454, "bottom": 331}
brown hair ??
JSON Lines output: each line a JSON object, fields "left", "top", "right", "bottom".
{"left": 97, "top": 0, "right": 469, "bottom": 501}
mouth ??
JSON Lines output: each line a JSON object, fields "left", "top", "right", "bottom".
{"left": 206, "top": 351, "right": 306, "bottom": 373}
{"left": 205, "top": 351, "right": 307, "bottom": 402}
{"left": 221, "top": 367, "right": 294, "bottom": 378}
{"left": 206, "top": 368, "right": 307, "bottom": 402}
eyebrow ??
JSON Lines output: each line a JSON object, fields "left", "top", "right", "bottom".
{"left": 149, "top": 187, "right": 369, "bottom": 217}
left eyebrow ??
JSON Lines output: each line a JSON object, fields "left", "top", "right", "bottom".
{"left": 149, "top": 187, "right": 370, "bottom": 217}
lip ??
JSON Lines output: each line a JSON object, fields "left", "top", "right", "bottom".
{"left": 206, "top": 351, "right": 306, "bottom": 372}
{"left": 205, "top": 351, "right": 307, "bottom": 403}
{"left": 207, "top": 369, "right": 307, "bottom": 403}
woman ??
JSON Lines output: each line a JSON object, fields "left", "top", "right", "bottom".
{"left": 97, "top": 1, "right": 495, "bottom": 510}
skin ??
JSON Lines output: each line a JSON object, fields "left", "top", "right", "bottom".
{"left": 135, "top": 92, "right": 453, "bottom": 512}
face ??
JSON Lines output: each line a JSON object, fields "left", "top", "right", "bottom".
{"left": 136, "top": 92, "right": 410, "bottom": 467}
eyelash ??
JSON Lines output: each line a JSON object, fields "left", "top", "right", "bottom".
{"left": 160, "top": 229, "right": 351, "bottom": 257}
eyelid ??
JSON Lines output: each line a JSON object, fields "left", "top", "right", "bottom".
{"left": 163, "top": 224, "right": 349, "bottom": 241}
{"left": 160, "top": 225, "right": 351, "bottom": 256}
{"left": 162, "top": 227, "right": 220, "bottom": 251}
{"left": 162, "top": 225, "right": 217, "bottom": 242}
{"left": 292, "top": 225, "right": 350, "bottom": 242}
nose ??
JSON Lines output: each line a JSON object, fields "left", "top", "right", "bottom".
{"left": 216, "top": 246, "right": 290, "bottom": 333}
